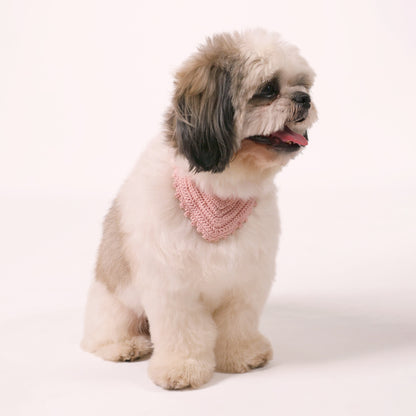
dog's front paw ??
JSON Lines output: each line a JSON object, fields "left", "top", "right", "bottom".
{"left": 215, "top": 334, "right": 273, "bottom": 373}
{"left": 148, "top": 356, "right": 215, "bottom": 390}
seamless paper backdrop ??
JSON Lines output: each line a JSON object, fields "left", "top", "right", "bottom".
{"left": 1, "top": 1, "right": 415, "bottom": 415}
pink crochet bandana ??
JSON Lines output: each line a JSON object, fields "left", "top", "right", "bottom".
{"left": 173, "top": 170, "right": 257, "bottom": 242}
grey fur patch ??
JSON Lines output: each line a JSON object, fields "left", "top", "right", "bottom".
{"left": 175, "top": 67, "right": 235, "bottom": 173}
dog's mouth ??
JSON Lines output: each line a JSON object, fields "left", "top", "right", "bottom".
{"left": 246, "top": 126, "right": 308, "bottom": 152}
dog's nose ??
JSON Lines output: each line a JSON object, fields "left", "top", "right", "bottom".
{"left": 292, "top": 92, "right": 311, "bottom": 108}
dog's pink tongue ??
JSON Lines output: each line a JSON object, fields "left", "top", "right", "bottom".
{"left": 271, "top": 126, "right": 308, "bottom": 146}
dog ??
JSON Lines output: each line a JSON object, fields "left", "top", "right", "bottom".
{"left": 81, "top": 28, "right": 317, "bottom": 389}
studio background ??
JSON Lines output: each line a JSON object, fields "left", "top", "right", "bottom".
{"left": 1, "top": 1, "right": 415, "bottom": 415}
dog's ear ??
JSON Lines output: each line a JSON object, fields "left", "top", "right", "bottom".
{"left": 172, "top": 64, "right": 235, "bottom": 173}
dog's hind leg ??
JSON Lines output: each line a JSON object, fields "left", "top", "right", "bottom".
{"left": 81, "top": 201, "right": 152, "bottom": 361}
{"left": 81, "top": 280, "right": 152, "bottom": 361}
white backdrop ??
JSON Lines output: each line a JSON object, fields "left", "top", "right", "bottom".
{"left": 1, "top": 1, "right": 415, "bottom": 415}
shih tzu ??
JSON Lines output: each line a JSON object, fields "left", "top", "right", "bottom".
{"left": 81, "top": 28, "right": 317, "bottom": 389}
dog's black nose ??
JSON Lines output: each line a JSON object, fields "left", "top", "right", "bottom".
{"left": 292, "top": 92, "right": 311, "bottom": 108}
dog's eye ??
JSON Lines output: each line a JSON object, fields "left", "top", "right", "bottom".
{"left": 250, "top": 79, "right": 279, "bottom": 104}
{"left": 257, "top": 82, "right": 277, "bottom": 98}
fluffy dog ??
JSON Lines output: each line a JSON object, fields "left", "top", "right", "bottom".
{"left": 81, "top": 28, "right": 317, "bottom": 389}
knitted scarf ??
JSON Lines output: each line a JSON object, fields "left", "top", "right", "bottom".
{"left": 173, "top": 170, "right": 256, "bottom": 242}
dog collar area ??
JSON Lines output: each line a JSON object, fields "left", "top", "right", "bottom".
{"left": 172, "top": 170, "right": 257, "bottom": 242}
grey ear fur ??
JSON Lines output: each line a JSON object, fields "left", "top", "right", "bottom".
{"left": 174, "top": 66, "right": 235, "bottom": 173}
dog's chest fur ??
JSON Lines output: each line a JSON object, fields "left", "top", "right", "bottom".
{"left": 115, "top": 137, "right": 280, "bottom": 312}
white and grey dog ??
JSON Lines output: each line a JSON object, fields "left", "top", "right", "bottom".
{"left": 81, "top": 29, "right": 317, "bottom": 389}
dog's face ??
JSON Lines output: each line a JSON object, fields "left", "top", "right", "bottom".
{"left": 165, "top": 29, "right": 317, "bottom": 175}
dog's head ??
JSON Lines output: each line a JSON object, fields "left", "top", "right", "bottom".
{"left": 166, "top": 29, "right": 317, "bottom": 175}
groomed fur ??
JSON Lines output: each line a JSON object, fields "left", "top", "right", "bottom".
{"left": 82, "top": 29, "right": 317, "bottom": 389}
